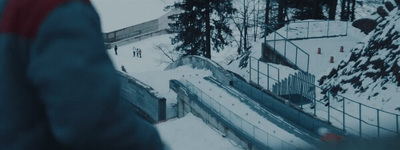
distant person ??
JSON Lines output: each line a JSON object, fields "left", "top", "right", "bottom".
{"left": 136, "top": 48, "right": 139, "bottom": 57}
{"left": 121, "top": 65, "right": 127, "bottom": 73}
{"left": 114, "top": 44, "right": 118, "bottom": 55}
{"left": 133, "top": 47, "right": 136, "bottom": 57}
{"left": 139, "top": 48, "right": 142, "bottom": 58}
{"left": 0, "top": 0, "right": 164, "bottom": 150}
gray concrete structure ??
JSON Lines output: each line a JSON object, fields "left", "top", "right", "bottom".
{"left": 167, "top": 55, "right": 350, "bottom": 139}
{"left": 118, "top": 72, "right": 166, "bottom": 123}
{"left": 170, "top": 80, "right": 268, "bottom": 150}
{"left": 103, "top": 10, "right": 179, "bottom": 47}
{"left": 231, "top": 76, "right": 348, "bottom": 138}
{"left": 261, "top": 43, "right": 299, "bottom": 71}
{"left": 165, "top": 55, "right": 233, "bottom": 86}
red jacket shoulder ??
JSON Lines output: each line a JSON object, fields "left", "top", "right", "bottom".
{"left": 0, "top": 0, "right": 90, "bottom": 38}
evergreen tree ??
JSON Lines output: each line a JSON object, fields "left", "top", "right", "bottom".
{"left": 168, "top": 0, "right": 235, "bottom": 59}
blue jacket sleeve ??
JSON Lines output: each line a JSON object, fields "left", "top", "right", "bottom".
{"left": 27, "top": 1, "right": 164, "bottom": 149}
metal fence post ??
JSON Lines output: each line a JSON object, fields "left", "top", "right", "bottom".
{"left": 249, "top": 57, "right": 252, "bottom": 81}
{"left": 307, "top": 54, "right": 310, "bottom": 73}
{"left": 284, "top": 39, "right": 287, "bottom": 58}
{"left": 300, "top": 85, "right": 303, "bottom": 109}
{"left": 288, "top": 86, "right": 291, "bottom": 102}
{"left": 314, "top": 88, "right": 316, "bottom": 116}
{"left": 307, "top": 22, "right": 310, "bottom": 38}
{"left": 267, "top": 64, "right": 270, "bottom": 91}
{"left": 257, "top": 60, "right": 260, "bottom": 85}
{"left": 359, "top": 103, "right": 362, "bottom": 137}
{"left": 397, "top": 115, "right": 399, "bottom": 135}
{"left": 274, "top": 31, "right": 277, "bottom": 49}
{"left": 295, "top": 47, "right": 298, "bottom": 66}
{"left": 377, "top": 109, "right": 380, "bottom": 137}
{"left": 328, "top": 92, "right": 330, "bottom": 123}
{"left": 343, "top": 98, "right": 346, "bottom": 131}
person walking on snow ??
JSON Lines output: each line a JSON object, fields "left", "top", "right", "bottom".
{"left": 139, "top": 49, "right": 142, "bottom": 58}
{"left": 114, "top": 44, "right": 118, "bottom": 55}
{"left": 132, "top": 47, "right": 136, "bottom": 57}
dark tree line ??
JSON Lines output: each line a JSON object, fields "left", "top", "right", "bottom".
{"left": 167, "top": 0, "right": 235, "bottom": 59}
{"left": 168, "top": 0, "right": 358, "bottom": 59}
{"left": 340, "top": 0, "right": 357, "bottom": 21}
{"left": 289, "top": 0, "right": 325, "bottom": 20}
{"left": 269, "top": 0, "right": 357, "bottom": 22}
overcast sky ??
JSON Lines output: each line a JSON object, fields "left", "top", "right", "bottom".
{"left": 91, "top": 0, "right": 173, "bottom": 32}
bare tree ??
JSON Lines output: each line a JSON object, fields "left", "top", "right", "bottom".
{"left": 232, "top": 0, "right": 264, "bottom": 54}
{"left": 340, "top": 0, "right": 356, "bottom": 21}
{"left": 154, "top": 44, "right": 182, "bottom": 64}
{"left": 253, "top": 0, "right": 262, "bottom": 42}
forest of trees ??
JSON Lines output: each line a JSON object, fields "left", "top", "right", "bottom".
{"left": 168, "top": 0, "right": 359, "bottom": 58}
{"left": 167, "top": 0, "right": 235, "bottom": 59}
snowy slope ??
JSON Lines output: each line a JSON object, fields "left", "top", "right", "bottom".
{"left": 157, "top": 113, "right": 243, "bottom": 150}
{"left": 107, "top": 34, "right": 315, "bottom": 149}
{"left": 319, "top": 2, "right": 400, "bottom": 114}
{"left": 94, "top": 0, "right": 400, "bottom": 148}
{"left": 107, "top": 37, "right": 249, "bottom": 149}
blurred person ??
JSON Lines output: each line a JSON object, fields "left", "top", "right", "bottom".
{"left": 114, "top": 44, "right": 118, "bottom": 55}
{"left": 133, "top": 47, "right": 136, "bottom": 57}
{"left": 0, "top": 0, "right": 164, "bottom": 149}
{"left": 136, "top": 47, "right": 139, "bottom": 57}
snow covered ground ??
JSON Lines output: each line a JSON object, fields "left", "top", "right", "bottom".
{"left": 182, "top": 78, "right": 314, "bottom": 149}
{"left": 94, "top": 0, "right": 399, "bottom": 149}
{"left": 106, "top": 39, "right": 250, "bottom": 149}
{"left": 106, "top": 37, "right": 315, "bottom": 149}
{"left": 157, "top": 113, "right": 243, "bottom": 150}
{"left": 233, "top": 18, "right": 399, "bottom": 138}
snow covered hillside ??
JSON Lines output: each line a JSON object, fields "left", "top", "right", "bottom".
{"left": 93, "top": 0, "right": 400, "bottom": 149}
{"left": 319, "top": 1, "right": 400, "bottom": 114}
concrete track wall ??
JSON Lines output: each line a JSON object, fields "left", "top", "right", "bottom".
{"left": 170, "top": 80, "right": 267, "bottom": 150}
{"left": 165, "top": 55, "right": 233, "bottom": 86}
{"left": 168, "top": 55, "right": 349, "bottom": 137}
{"left": 118, "top": 72, "right": 166, "bottom": 123}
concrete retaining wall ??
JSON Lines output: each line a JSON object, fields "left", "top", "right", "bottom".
{"left": 109, "top": 29, "right": 169, "bottom": 48}
{"left": 103, "top": 9, "right": 179, "bottom": 46}
{"left": 165, "top": 55, "right": 233, "bottom": 86}
{"left": 261, "top": 43, "right": 298, "bottom": 70}
{"left": 231, "top": 76, "right": 348, "bottom": 137}
{"left": 170, "top": 80, "right": 267, "bottom": 150}
{"left": 118, "top": 72, "right": 166, "bottom": 123}
{"left": 167, "top": 55, "right": 349, "bottom": 138}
